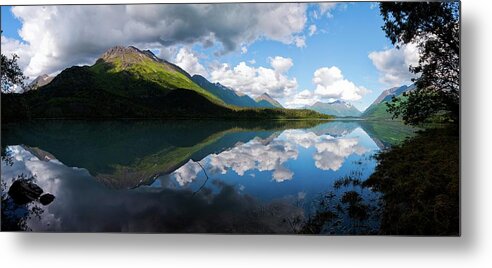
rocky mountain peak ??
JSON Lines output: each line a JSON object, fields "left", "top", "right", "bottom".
{"left": 255, "top": 92, "right": 283, "bottom": 108}
{"left": 100, "top": 46, "right": 151, "bottom": 63}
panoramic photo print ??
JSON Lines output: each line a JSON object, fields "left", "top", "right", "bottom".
{"left": 1, "top": 1, "right": 460, "bottom": 235}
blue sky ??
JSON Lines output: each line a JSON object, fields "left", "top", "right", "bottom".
{"left": 0, "top": 3, "right": 417, "bottom": 111}
{"left": 1, "top": 7, "right": 21, "bottom": 40}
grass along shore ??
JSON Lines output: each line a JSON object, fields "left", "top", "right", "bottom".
{"left": 363, "top": 125, "right": 459, "bottom": 235}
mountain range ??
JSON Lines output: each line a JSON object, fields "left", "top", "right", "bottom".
{"left": 362, "top": 84, "right": 415, "bottom": 119}
{"left": 305, "top": 100, "right": 361, "bottom": 117}
{"left": 302, "top": 84, "right": 414, "bottom": 119}
{"left": 255, "top": 93, "right": 284, "bottom": 108}
{"left": 5, "top": 120, "right": 321, "bottom": 189}
{"left": 190, "top": 75, "right": 278, "bottom": 108}
{"left": 2, "top": 46, "right": 330, "bottom": 121}
{"left": 28, "top": 74, "right": 54, "bottom": 90}
{"left": 2, "top": 44, "right": 414, "bottom": 121}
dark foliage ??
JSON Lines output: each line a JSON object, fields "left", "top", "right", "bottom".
{"left": 300, "top": 126, "right": 459, "bottom": 235}
{"left": 380, "top": 2, "right": 460, "bottom": 125}
{"left": 1, "top": 53, "right": 30, "bottom": 93}
{"left": 1, "top": 65, "right": 331, "bottom": 122}
{"left": 299, "top": 173, "right": 379, "bottom": 235}
{"left": 340, "top": 191, "right": 363, "bottom": 205}
{"left": 1, "top": 47, "right": 332, "bottom": 122}
{"left": 364, "top": 126, "right": 459, "bottom": 235}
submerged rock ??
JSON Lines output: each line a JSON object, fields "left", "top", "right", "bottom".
{"left": 8, "top": 179, "right": 43, "bottom": 205}
{"left": 7, "top": 179, "right": 55, "bottom": 206}
{"left": 39, "top": 193, "right": 55, "bottom": 205}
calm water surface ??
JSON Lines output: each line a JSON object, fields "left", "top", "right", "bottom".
{"left": 1, "top": 120, "right": 415, "bottom": 234}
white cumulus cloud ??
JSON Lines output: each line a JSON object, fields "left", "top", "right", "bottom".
{"left": 313, "top": 66, "right": 370, "bottom": 101}
{"left": 284, "top": 66, "right": 370, "bottom": 108}
{"left": 1, "top": 36, "right": 35, "bottom": 91}
{"left": 368, "top": 43, "right": 420, "bottom": 86}
{"left": 270, "top": 56, "right": 294, "bottom": 74}
{"left": 318, "top": 3, "right": 337, "bottom": 18}
{"left": 9, "top": 4, "right": 308, "bottom": 77}
{"left": 210, "top": 57, "right": 297, "bottom": 99}
{"left": 1, "top": 36, "right": 33, "bottom": 74}
{"left": 294, "top": 36, "right": 306, "bottom": 48}
{"left": 174, "top": 47, "right": 208, "bottom": 77}
{"left": 308, "top": 24, "right": 317, "bottom": 36}
{"left": 284, "top": 89, "right": 320, "bottom": 108}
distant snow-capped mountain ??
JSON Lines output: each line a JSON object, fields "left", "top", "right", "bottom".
{"left": 305, "top": 100, "right": 361, "bottom": 117}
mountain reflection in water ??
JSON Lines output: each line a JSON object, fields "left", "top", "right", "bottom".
{"left": 1, "top": 120, "right": 415, "bottom": 233}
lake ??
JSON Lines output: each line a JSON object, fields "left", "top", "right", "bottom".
{"left": 1, "top": 120, "right": 415, "bottom": 234}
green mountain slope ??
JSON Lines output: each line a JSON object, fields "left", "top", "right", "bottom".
{"left": 361, "top": 102, "right": 393, "bottom": 119}
{"left": 87, "top": 46, "right": 224, "bottom": 104}
{"left": 4, "top": 120, "right": 324, "bottom": 189}
{"left": 359, "top": 121, "right": 417, "bottom": 149}
{"left": 255, "top": 93, "right": 283, "bottom": 108}
{"left": 2, "top": 46, "right": 332, "bottom": 121}
{"left": 362, "top": 84, "right": 414, "bottom": 119}
{"left": 191, "top": 74, "right": 267, "bottom": 108}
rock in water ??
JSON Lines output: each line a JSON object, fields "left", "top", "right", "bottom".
{"left": 39, "top": 193, "right": 55, "bottom": 205}
{"left": 8, "top": 179, "right": 44, "bottom": 204}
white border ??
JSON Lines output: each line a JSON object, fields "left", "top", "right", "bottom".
{"left": 2, "top": 0, "right": 491, "bottom": 267}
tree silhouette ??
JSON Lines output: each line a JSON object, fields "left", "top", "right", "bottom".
{"left": 380, "top": 1, "right": 460, "bottom": 125}
{"left": 1, "top": 53, "right": 28, "bottom": 93}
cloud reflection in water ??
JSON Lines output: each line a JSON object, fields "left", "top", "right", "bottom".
{"left": 170, "top": 126, "right": 369, "bottom": 186}
{"left": 2, "top": 122, "right": 384, "bottom": 233}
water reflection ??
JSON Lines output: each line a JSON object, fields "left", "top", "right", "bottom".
{"left": 1, "top": 120, "right": 415, "bottom": 233}
{"left": 207, "top": 134, "right": 298, "bottom": 182}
